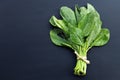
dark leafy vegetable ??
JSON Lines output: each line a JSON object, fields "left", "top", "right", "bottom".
{"left": 49, "top": 3, "right": 110, "bottom": 76}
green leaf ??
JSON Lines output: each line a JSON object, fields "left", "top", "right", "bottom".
{"left": 84, "top": 4, "right": 102, "bottom": 47}
{"left": 86, "top": 16, "right": 102, "bottom": 47}
{"left": 91, "top": 28, "right": 110, "bottom": 46}
{"left": 49, "top": 16, "right": 56, "bottom": 26}
{"left": 78, "top": 4, "right": 100, "bottom": 37}
{"left": 75, "top": 5, "right": 81, "bottom": 23}
{"left": 50, "top": 29, "right": 72, "bottom": 48}
{"left": 79, "top": 12, "right": 96, "bottom": 37}
{"left": 49, "top": 16, "right": 68, "bottom": 32}
{"left": 79, "top": 7, "right": 87, "bottom": 18}
{"left": 60, "top": 6, "right": 77, "bottom": 26}
{"left": 68, "top": 27, "right": 84, "bottom": 46}
{"left": 87, "top": 3, "right": 96, "bottom": 13}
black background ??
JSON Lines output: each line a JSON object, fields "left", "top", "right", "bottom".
{"left": 0, "top": 0, "right": 119, "bottom": 80}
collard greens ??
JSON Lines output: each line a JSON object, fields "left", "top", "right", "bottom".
{"left": 49, "top": 3, "right": 110, "bottom": 76}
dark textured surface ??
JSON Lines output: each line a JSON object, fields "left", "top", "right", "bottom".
{"left": 0, "top": 0, "right": 119, "bottom": 80}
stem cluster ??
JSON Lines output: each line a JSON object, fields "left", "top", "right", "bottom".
{"left": 74, "top": 46, "right": 89, "bottom": 76}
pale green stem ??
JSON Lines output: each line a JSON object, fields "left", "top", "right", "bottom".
{"left": 74, "top": 46, "right": 89, "bottom": 76}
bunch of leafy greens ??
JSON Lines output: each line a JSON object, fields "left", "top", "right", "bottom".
{"left": 49, "top": 3, "right": 110, "bottom": 76}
